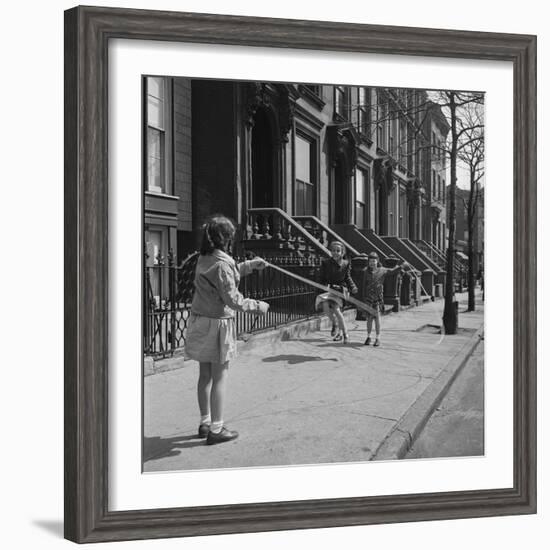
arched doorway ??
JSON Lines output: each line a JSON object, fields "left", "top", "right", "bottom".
{"left": 251, "top": 108, "right": 276, "bottom": 208}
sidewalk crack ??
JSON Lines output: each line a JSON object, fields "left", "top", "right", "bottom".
{"left": 349, "top": 411, "right": 399, "bottom": 422}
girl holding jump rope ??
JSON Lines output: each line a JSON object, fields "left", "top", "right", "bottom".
{"left": 185, "top": 215, "right": 269, "bottom": 445}
{"left": 315, "top": 240, "right": 358, "bottom": 344}
{"left": 362, "top": 251, "right": 407, "bottom": 347}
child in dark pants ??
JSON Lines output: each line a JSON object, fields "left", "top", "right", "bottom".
{"left": 363, "top": 252, "right": 406, "bottom": 347}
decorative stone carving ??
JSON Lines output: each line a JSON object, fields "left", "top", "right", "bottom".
{"left": 244, "top": 83, "right": 269, "bottom": 128}
{"left": 276, "top": 85, "right": 298, "bottom": 143}
{"left": 374, "top": 157, "right": 396, "bottom": 194}
{"left": 327, "top": 124, "right": 359, "bottom": 174}
{"left": 406, "top": 178, "right": 423, "bottom": 207}
{"left": 244, "top": 83, "right": 297, "bottom": 143}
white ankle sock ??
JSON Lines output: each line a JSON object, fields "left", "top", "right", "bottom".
{"left": 210, "top": 421, "right": 223, "bottom": 434}
{"left": 200, "top": 414, "right": 211, "bottom": 425}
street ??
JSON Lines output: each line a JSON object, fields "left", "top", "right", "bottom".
{"left": 406, "top": 340, "right": 484, "bottom": 459}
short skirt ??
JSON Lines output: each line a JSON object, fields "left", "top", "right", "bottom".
{"left": 365, "top": 299, "right": 384, "bottom": 314}
{"left": 184, "top": 313, "right": 237, "bottom": 364}
{"left": 315, "top": 292, "right": 344, "bottom": 311}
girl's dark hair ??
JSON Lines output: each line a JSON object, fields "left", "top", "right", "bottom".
{"left": 200, "top": 215, "right": 236, "bottom": 255}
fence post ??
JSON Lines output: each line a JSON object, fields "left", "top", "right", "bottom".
{"left": 168, "top": 249, "right": 176, "bottom": 356}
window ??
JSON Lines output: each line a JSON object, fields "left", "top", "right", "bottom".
{"left": 295, "top": 134, "right": 316, "bottom": 216}
{"left": 388, "top": 185, "right": 397, "bottom": 236}
{"left": 146, "top": 228, "right": 167, "bottom": 306}
{"left": 304, "top": 84, "right": 321, "bottom": 96}
{"left": 334, "top": 86, "right": 347, "bottom": 119}
{"left": 400, "top": 120, "right": 407, "bottom": 165}
{"left": 407, "top": 125, "right": 414, "bottom": 172}
{"left": 399, "top": 191, "right": 408, "bottom": 237}
{"left": 377, "top": 124, "right": 384, "bottom": 149}
{"left": 389, "top": 116, "right": 396, "bottom": 156}
{"left": 377, "top": 98, "right": 387, "bottom": 150}
{"left": 354, "top": 168, "right": 370, "bottom": 228}
{"left": 432, "top": 169, "right": 437, "bottom": 199}
{"left": 357, "top": 87, "right": 371, "bottom": 137}
{"left": 146, "top": 77, "right": 171, "bottom": 194}
{"left": 438, "top": 174, "right": 442, "bottom": 200}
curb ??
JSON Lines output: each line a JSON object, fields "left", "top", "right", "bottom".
{"left": 370, "top": 324, "right": 484, "bottom": 461}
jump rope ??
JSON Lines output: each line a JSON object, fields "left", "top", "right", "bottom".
{"left": 257, "top": 260, "right": 446, "bottom": 344}
{"left": 178, "top": 252, "right": 445, "bottom": 343}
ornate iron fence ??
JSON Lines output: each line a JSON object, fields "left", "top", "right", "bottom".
{"left": 144, "top": 251, "right": 197, "bottom": 359}
{"left": 144, "top": 252, "right": 323, "bottom": 358}
{"left": 235, "top": 254, "right": 320, "bottom": 335}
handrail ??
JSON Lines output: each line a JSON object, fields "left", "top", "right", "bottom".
{"left": 293, "top": 215, "right": 362, "bottom": 257}
{"left": 246, "top": 207, "right": 331, "bottom": 257}
{"left": 414, "top": 239, "right": 446, "bottom": 268}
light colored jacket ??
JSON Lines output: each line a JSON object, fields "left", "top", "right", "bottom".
{"left": 190, "top": 249, "right": 262, "bottom": 319}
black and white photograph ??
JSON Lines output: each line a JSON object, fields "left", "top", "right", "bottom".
{"left": 3, "top": 0, "right": 543, "bottom": 547}
{"left": 142, "top": 78, "right": 486, "bottom": 471}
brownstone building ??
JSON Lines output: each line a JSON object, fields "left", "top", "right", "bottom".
{"left": 143, "top": 77, "right": 454, "bottom": 356}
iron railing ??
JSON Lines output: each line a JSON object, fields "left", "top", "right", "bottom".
{"left": 144, "top": 251, "right": 197, "bottom": 359}
{"left": 245, "top": 207, "right": 331, "bottom": 257}
{"left": 235, "top": 255, "right": 321, "bottom": 335}
{"left": 144, "top": 252, "right": 324, "bottom": 358}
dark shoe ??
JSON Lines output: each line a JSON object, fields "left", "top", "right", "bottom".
{"left": 333, "top": 333, "right": 342, "bottom": 342}
{"left": 206, "top": 426, "right": 239, "bottom": 445}
{"left": 364, "top": 337, "right": 372, "bottom": 346}
{"left": 198, "top": 423, "right": 210, "bottom": 439}
{"left": 373, "top": 338, "right": 380, "bottom": 347}
{"left": 330, "top": 324, "right": 337, "bottom": 337}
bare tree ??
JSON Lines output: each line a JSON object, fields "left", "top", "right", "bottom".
{"left": 431, "top": 91, "right": 484, "bottom": 333}
{"left": 457, "top": 102, "right": 484, "bottom": 311}
{"left": 343, "top": 87, "right": 484, "bottom": 330}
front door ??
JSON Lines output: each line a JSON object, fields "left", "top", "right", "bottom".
{"left": 251, "top": 107, "right": 275, "bottom": 208}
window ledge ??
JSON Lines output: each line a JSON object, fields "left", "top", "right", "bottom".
{"left": 298, "top": 85, "right": 326, "bottom": 110}
{"left": 145, "top": 191, "right": 180, "bottom": 200}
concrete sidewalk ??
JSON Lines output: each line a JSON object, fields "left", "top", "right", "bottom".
{"left": 143, "top": 291, "right": 484, "bottom": 472}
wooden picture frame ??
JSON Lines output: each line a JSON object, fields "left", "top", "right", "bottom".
{"left": 64, "top": 5, "right": 536, "bottom": 543}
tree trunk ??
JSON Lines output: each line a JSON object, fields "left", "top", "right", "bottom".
{"left": 467, "top": 174, "right": 476, "bottom": 311}
{"left": 443, "top": 93, "right": 458, "bottom": 334}
{"left": 467, "top": 217, "right": 476, "bottom": 311}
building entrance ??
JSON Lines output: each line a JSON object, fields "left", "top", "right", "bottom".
{"left": 251, "top": 108, "right": 275, "bottom": 208}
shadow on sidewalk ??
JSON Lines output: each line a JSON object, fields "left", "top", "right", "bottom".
{"left": 295, "top": 338, "right": 367, "bottom": 350}
{"left": 143, "top": 434, "right": 205, "bottom": 463}
{"left": 262, "top": 354, "right": 338, "bottom": 364}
